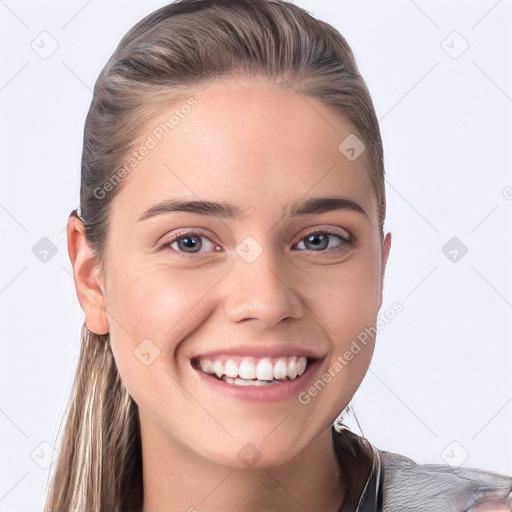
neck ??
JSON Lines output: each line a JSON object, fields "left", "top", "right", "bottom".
{"left": 140, "top": 413, "right": 346, "bottom": 512}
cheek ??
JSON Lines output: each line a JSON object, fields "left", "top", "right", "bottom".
{"left": 104, "top": 265, "right": 220, "bottom": 366}
{"left": 104, "top": 267, "right": 208, "bottom": 412}
{"left": 104, "top": 269, "right": 174, "bottom": 360}
{"left": 308, "top": 254, "right": 381, "bottom": 388}
{"left": 293, "top": 259, "right": 380, "bottom": 422}
{"left": 309, "top": 256, "right": 381, "bottom": 338}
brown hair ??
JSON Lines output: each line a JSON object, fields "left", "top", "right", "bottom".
{"left": 44, "top": 1, "right": 385, "bottom": 510}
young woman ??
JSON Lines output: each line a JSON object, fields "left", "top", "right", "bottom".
{"left": 44, "top": 0, "right": 512, "bottom": 510}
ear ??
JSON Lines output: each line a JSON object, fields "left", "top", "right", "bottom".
{"left": 66, "top": 211, "right": 109, "bottom": 335}
{"left": 377, "top": 231, "right": 392, "bottom": 311}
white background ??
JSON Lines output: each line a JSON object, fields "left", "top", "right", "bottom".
{"left": 1, "top": 0, "right": 511, "bottom": 510}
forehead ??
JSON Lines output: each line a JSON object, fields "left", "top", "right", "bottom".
{"left": 110, "top": 76, "right": 377, "bottom": 224}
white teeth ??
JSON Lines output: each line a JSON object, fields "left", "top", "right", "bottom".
{"left": 273, "top": 357, "right": 288, "bottom": 380}
{"left": 255, "top": 358, "right": 274, "bottom": 381}
{"left": 238, "top": 358, "right": 256, "bottom": 379}
{"left": 297, "top": 356, "right": 307, "bottom": 376}
{"left": 213, "top": 360, "right": 224, "bottom": 379}
{"left": 288, "top": 357, "right": 298, "bottom": 379}
{"left": 197, "top": 355, "right": 309, "bottom": 383}
{"left": 199, "top": 359, "right": 213, "bottom": 374}
{"left": 224, "top": 376, "right": 280, "bottom": 386}
{"left": 224, "top": 359, "right": 238, "bottom": 378}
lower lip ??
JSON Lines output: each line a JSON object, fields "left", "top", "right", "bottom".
{"left": 192, "top": 358, "right": 325, "bottom": 403}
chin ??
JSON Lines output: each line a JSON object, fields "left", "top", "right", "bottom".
{"left": 199, "top": 428, "right": 305, "bottom": 470}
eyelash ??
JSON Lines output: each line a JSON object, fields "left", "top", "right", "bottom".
{"left": 159, "top": 228, "right": 352, "bottom": 258}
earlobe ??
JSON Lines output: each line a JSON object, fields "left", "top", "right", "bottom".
{"left": 66, "top": 211, "right": 109, "bottom": 335}
{"left": 377, "top": 231, "right": 392, "bottom": 310}
{"left": 382, "top": 231, "right": 392, "bottom": 274}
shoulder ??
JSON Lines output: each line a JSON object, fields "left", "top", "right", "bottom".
{"left": 376, "top": 447, "right": 512, "bottom": 512}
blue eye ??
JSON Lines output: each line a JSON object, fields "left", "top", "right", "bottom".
{"left": 162, "top": 230, "right": 220, "bottom": 256}
{"left": 294, "top": 230, "right": 351, "bottom": 252}
{"left": 160, "top": 228, "right": 351, "bottom": 257}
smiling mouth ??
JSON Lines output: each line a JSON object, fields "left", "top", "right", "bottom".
{"left": 191, "top": 355, "right": 317, "bottom": 386}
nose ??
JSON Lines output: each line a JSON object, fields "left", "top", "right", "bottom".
{"left": 223, "top": 248, "right": 305, "bottom": 328}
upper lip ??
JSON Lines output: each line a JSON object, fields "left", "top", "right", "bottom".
{"left": 191, "top": 345, "right": 327, "bottom": 361}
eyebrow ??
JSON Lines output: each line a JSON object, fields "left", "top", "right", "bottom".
{"left": 137, "top": 196, "right": 370, "bottom": 222}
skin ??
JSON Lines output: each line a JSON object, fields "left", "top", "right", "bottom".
{"left": 68, "top": 76, "right": 392, "bottom": 512}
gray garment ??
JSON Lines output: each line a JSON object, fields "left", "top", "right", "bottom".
{"left": 331, "top": 426, "right": 512, "bottom": 512}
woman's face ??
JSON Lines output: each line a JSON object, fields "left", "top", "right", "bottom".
{"left": 93, "top": 77, "right": 391, "bottom": 468}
